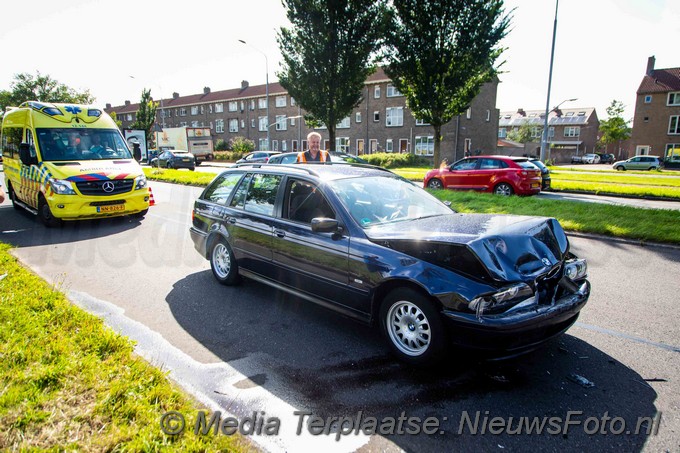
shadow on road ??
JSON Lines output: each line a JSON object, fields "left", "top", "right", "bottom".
{"left": 0, "top": 205, "right": 143, "bottom": 248}
{"left": 166, "top": 270, "right": 658, "bottom": 451}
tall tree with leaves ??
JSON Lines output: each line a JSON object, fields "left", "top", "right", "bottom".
{"left": 507, "top": 123, "right": 538, "bottom": 144}
{"left": 129, "top": 89, "right": 158, "bottom": 147}
{"left": 0, "top": 72, "right": 94, "bottom": 112}
{"left": 384, "top": 0, "right": 510, "bottom": 166}
{"left": 277, "top": 0, "right": 389, "bottom": 150}
{"left": 598, "top": 100, "right": 631, "bottom": 154}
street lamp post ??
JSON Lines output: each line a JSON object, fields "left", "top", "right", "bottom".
{"left": 540, "top": 0, "right": 559, "bottom": 163}
{"left": 239, "top": 39, "right": 269, "bottom": 151}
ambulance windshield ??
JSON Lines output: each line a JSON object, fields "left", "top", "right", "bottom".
{"left": 36, "top": 129, "right": 133, "bottom": 162}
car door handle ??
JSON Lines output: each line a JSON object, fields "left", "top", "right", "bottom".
{"left": 274, "top": 229, "right": 286, "bottom": 238}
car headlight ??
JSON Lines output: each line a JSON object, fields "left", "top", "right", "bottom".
{"left": 48, "top": 178, "right": 76, "bottom": 195}
{"left": 469, "top": 282, "right": 535, "bottom": 317}
{"left": 134, "top": 175, "right": 147, "bottom": 190}
{"left": 564, "top": 258, "right": 588, "bottom": 280}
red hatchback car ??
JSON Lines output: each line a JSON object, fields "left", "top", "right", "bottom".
{"left": 424, "top": 155, "right": 542, "bottom": 196}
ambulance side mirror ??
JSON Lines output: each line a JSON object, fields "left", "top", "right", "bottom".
{"left": 19, "top": 143, "right": 37, "bottom": 166}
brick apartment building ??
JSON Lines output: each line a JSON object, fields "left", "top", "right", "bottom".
{"left": 105, "top": 68, "right": 499, "bottom": 163}
{"left": 498, "top": 108, "right": 600, "bottom": 164}
{"left": 630, "top": 56, "right": 680, "bottom": 168}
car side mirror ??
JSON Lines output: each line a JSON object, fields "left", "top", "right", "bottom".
{"left": 19, "top": 143, "right": 38, "bottom": 166}
{"left": 311, "top": 217, "right": 341, "bottom": 233}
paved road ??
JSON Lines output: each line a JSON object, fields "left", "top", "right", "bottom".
{"left": 1, "top": 179, "right": 678, "bottom": 452}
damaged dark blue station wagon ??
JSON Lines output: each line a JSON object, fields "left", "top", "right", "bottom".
{"left": 190, "top": 164, "right": 590, "bottom": 365}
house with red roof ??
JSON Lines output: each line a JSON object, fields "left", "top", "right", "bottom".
{"left": 631, "top": 56, "right": 680, "bottom": 168}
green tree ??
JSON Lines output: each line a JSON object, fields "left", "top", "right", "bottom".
{"left": 277, "top": 0, "right": 389, "bottom": 150}
{"left": 129, "top": 89, "right": 158, "bottom": 147}
{"left": 507, "top": 123, "right": 536, "bottom": 144}
{"left": 109, "top": 111, "right": 123, "bottom": 128}
{"left": 383, "top": 0, "right": 510, "bottom": 166}
{"left": 0, "top": 72, "right": 94, "bottom": 111}
{"left": 598, "top": 100, "right": 631, "bottom": 152}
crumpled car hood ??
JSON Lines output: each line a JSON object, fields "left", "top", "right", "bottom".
{"left": 365, "top": 213, "right": 570, "bottom": 283}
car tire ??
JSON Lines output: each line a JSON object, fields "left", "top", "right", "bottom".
{"left": 615, "top": 166, "right": 625, "bottom": 171}
{"left": 649, "top": 166, "right": 657, "bottom": 171}
{"left": 380, "top": 288, "right": 446, "bottom": 366}
{"left": 7, "top": 182, "right": 21, "bottom": 210}
{"left": 210, "top": 238, "right": 240, "bottom": 286}
{"left": 195, "top": 160, "right": 202, "bottom": 166}
{"left": 167, "top": 162, "right": 173, "bottom": 169}
{"left": 493, "top": 182, "right": 514, "bottom": 196}
{"left": 38, "top": 196, "right": 63, "bottom": 228}
{"left": 427, "top": 179, "right": 443, "bottom": 190}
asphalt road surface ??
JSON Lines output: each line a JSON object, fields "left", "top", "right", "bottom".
{"left": 1, "top": 178, "right": 678, "bottom": 452}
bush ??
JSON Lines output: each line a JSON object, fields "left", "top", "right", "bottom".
{"left": 214, "top": 139, "right": 229, "bottom": 151}
{"left": 362, "top": 152, "right": 428, "bottom": 168}
{"left": 230, "top": 136, "right": 255, "bottom": 153}
{"left": 213, "top": 151, "right": 245, "bottom": 162}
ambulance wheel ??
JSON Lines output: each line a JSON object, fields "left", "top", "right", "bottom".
{"left": 7, "top": 182, "right": 21, "bottom": 210}
{"left": 38, "top": 196, "right": 63, "bottom": 228}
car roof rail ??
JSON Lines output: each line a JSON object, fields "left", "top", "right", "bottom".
{"left": 233, "top": 162, "right": 321, "bottom": 177}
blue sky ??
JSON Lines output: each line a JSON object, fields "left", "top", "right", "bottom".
{"left": 1, "top": 0, "right": 677, "bottom": 122}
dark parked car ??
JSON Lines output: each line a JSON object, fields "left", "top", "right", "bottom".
{"left": 529, "top": 159, "right": 551, "bottom": 190}
{"left": 423, "top": 155, "right": 542, "bottom": 196}
{"left": 150, "top": 150, "right": 196, "bottom": 170}
{"left": 236, "top": 151, "right": 281, "bottom": 164}
{"left": 190, "top": 164, "right": 590, "bottom": 365}
{"left": 266, "top": 151, "right": 369, "bottom": 165}
{"left": 596, "top": 153, "right": 615, "bottom": 164}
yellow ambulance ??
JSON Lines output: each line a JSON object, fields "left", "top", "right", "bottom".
{"left": 1, "top": 101, "right": 150, "bottom": 226}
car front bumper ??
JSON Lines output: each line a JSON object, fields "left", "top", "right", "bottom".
{"left": 441, "top": 280, "right": 590, "bottom": 356}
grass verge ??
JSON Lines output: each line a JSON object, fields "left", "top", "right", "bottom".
{"left": 144, "top": 167, "right": 216, "bottom": 186}
{"left": 0, "top": 242, "right": 249, "bottom": 451}
{"left": 431, "top": 190, "right": 680, "bottom": 244}
{"left": 550, "top": 180, "right": 680, "bottom": 199}
{"left": 550, "top": 170, "right": 680, "bottom": 188}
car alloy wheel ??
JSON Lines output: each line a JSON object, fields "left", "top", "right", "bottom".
{"left": 615, "top": 166, "right": 625, "bottom": 171}
{"left": 494, "top": 183, "right": 514, "bottom": 196}
{"left": 210, "top": 239, "right": 240, "bottom": 285}
{"left": 380, "top": 288, "right": 445, "bottom": 365}
{"left": 427, "top": 179, "right": 443, "bottom": 190}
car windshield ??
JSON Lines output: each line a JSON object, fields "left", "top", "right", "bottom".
{"left": 36, "top": 128, "right": 132, "bottom": 161}
{"left": 328, "top": 175, "right": 453, "bottom": 228}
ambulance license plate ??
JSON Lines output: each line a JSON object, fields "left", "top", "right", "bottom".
{"left": 97, "top": 204, "right": 125, "bottom": 213}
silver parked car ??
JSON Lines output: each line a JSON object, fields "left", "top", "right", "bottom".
{"left": 613, "top": 155, "right": 662, "bottom": 171}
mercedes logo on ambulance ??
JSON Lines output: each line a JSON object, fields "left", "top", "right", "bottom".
{"left": 102, "top": 181, "right": 115, "bottom": 193}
